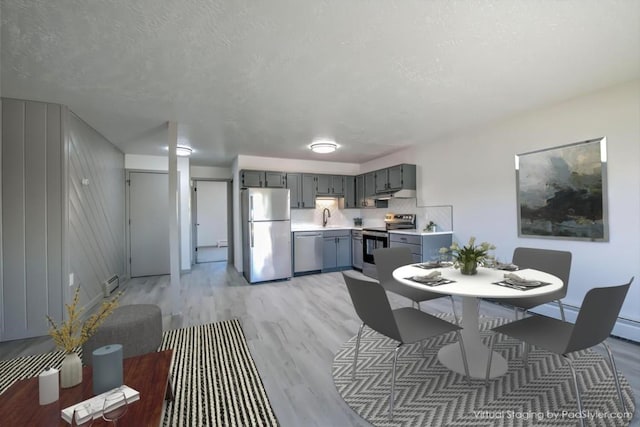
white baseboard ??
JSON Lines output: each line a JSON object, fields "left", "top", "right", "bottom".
{"left": 531, "top": 303, "right": 640, "bottom": 343}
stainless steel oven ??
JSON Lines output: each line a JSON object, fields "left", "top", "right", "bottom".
{"left": 362, "top": 228, "right": 388, "bottom": 278}
{"left": 362, "top": 213, "right": 416, "bottom": 279}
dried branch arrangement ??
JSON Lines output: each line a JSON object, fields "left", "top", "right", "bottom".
{"left": 46, "top": 286, "right": 123, "bottom": 353}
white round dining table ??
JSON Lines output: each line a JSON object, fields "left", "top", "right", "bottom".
{"left": 392, "top": 265, "right": 563, "bottom": 379}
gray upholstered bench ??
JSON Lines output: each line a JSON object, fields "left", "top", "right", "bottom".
{"left": 82, "top": 304, "right": 162, "bottom": 366}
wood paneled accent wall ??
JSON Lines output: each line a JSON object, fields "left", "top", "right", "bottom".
{"left": 67, "top": 111, "right": 125, "bottom": 313}
{"left": 1, "top": 99, "right": 63, "bottom": 340}
{"left": 1, "top": 99, "right": 125, "bottom": 341}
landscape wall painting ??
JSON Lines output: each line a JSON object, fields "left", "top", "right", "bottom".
{"left": 516, "top": 137, "right": 608, "bottom": 241}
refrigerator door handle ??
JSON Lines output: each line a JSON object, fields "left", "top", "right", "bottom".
{"left": 250, "top": 222, "right": 254, "bottom": 248}
{"left": 249, "top": 195, "right": 254, "bottom": 221}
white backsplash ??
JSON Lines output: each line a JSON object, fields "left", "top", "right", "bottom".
{"left": 290, "top": 199, "right": 359, "bottom": 228}
{"left": 290, "top": 198, "right": 453, "bottom": 231}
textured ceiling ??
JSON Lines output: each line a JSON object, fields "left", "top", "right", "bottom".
{"left": 2, "top": 1, "right": 639, "bottom": 166}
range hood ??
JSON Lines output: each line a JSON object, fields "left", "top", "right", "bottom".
{"left": 373, "top": 188, "right": 417, "bottom": 200}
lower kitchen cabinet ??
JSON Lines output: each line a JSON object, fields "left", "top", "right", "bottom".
{"left": 322, "top": 230, "right": 351, "bottom": 272}
{"left": 389, "top": 233, "right": 422, "bottom": 263}
{"left": 351, "top": 229, "right": 363, "bottom": 270}
{"left": 389, "top": 232, "right": 453, "bottom": 262}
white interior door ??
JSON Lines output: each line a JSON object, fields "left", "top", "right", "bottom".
{"left": 195, "top": 181, "right": 228, "bottom": 263}
{"left": 129, "top": 172, "right": 170, "bottom": 277}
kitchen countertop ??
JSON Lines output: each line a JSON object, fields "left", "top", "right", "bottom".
{"left": 291, "top": 226, "right": 451, "bottom": 235}
{"left": 388, "top": 229, "right": 454, "bottom": 236}
{"left": 291, "top": 225, "right": 357, "bottom": 232}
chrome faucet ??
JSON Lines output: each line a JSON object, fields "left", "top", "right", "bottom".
{"left": 322, "top": 208, "right": 331, "bottom": 227}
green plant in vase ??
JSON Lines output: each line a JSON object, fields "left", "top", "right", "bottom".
{"left": 440, "top": 236, "right": 495, "bottom": 275}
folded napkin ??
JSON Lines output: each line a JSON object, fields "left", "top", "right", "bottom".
{"left": 408, "top": 271, "right": 447, "bottom": 285}
{"left": 419, "top": 271, "right": 441, "bottom": 279}
{"left": 503, "top": 272, "right": 544, "bottom": 287}
{"left": 496, "top": 262, "right": 519, "bottom": 271}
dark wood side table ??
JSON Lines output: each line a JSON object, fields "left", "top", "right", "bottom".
{"left": 0, "top": 349, "right": 173, "bottom": 427}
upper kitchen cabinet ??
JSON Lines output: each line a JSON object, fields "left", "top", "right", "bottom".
{"left": 374, "top": 164, "right": 416, "bottom": 194}
{"left": 240, "top": 170, "right": 286, "bottom": 188}
{"left": 356, "top": 173, "right": 388, "bottom": 209}
{"left": 286, "top": 173, "right": 301, "bottom": 208}
{"left": 301, "top": 174, "right": 317, "bottom": 208}
{"left": 287, "top": 173, "right": 317, "bottom": 208}
{"left": 364, "top": 172, "right": 376, "bottom": 198}
{"left": 316, "top": 174, "right": 345, "bottom": 196}
{"left": 341, "top": 176, "right": 357, "bottom": 209}
{"left": 265, "top": 171, "right": 287, "bottom": 187}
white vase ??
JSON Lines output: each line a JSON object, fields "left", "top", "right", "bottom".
{"left": 60, "top": 352, "right": 82, "bottom": 388}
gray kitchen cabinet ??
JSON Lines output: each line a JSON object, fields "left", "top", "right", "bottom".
{"left": 351, "top": 229, "right": 363, "bottom": 270}
{"left": 356, "top": 174, "right": 388, "bottom": 209}
{"left": 341, "top": 176, "right": 357, "bottom": 208}
{"left": 301, "top": 174, "right": 317, "bottom": 208}
{"left": 316, "top": 174, "right": 345, "bottom": 196}
{"left": 265, "top": 171, "right": 286, "bottom": 188}
{"left": 389, "top": 232, "right": 453, "bottom": 263}
{"left": 387, "top": 165, "right": 404, "bottom": 190}
{"left": 364, "top": 172, "right": 376, "bottom": 198}
{"left": 355, "top": 174, "right": 365, "bottom": 207}
{"left": 241, "top": 170, "right": 264, "bottom": 187}
{"left": 374, "top": 164, "right": 417, "bottom": 193}
{"left": 316, "top": 174, "right": 331, "bottom": 194}
{"left": 322, "top": 229, "right": 351, "bottom": 271}
{"left": 286, "top": 173, "right": 302, "bottom": 208}
{"left": 375, "top": 169, "right": 389, "bottom": 193}
{"left": 390, "top": 233, "right": 423, "bottom": 263}
{"left": 288, "top": 173, "right": 316, "bottom": 208}
{"left": 241, "top": 170, "right": 286, "bottom": 188}
{"left": 333, "top": 175, "right": 345, "bottom": 195}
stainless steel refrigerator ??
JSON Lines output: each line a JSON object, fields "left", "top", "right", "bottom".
{"left": 241, "top": 188, "right": 292, "bottom": 283}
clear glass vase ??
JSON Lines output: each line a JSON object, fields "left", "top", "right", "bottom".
{"left": 460, "top": 259, "right": 478, "bottom": 275}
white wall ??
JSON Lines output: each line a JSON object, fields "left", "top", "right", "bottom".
{"left": 238, "top": 155, "right": 360, "bottom": 175}
{"left": 413, "top": 80, "right": 640, "bottom": 332}
{"left": 191, "top": 165, "right": 232, "bottom": 180}
{"left": 124, "top": 154, "right": 192, "bottom": 271}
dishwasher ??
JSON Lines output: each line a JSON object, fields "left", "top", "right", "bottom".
{"left": 294, "top": 231, "right": 323, "bottom": 274}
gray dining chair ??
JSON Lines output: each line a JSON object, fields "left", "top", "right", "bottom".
{"left": 341, "top": 271, "right": 470, "bottom": 419}
{"left": 374, "top": 247, "right": 458, "bottom": 323}
{"left": 487, "top": 247, "right": 572, "bottom": 320}
{"left": 485, "top": 278, "right": 633, "bottom": 427}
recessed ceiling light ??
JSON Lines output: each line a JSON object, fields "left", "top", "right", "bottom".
{"left": 310, "top": 140, "right": 338, "bottom": 154}
{"left": 176, "top": 145, "right": 193, "bottom": 157}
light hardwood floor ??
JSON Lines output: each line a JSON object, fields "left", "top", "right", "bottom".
{"left": 1, "top": 262, "right": 638, "bottom": 426}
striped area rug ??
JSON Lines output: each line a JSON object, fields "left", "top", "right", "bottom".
{"left": 333, "top": 317, "right": 636, "bottom": 427}
{"left": 0, "top": 319, "right": 278, "bottom": 427}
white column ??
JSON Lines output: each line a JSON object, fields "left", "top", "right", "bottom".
{"left": 167, "top": 121, "right": 182, "bottom": 315}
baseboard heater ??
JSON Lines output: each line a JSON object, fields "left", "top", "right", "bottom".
{"left": 102, "top": 275, "right": 119, "bottom": 297}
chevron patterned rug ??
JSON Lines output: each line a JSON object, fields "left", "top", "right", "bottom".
{"left": 332, "top": 317, "right": 636, "bottom": 427}
{"left": 0, "top": 319, "right": 279, "bottom": 427}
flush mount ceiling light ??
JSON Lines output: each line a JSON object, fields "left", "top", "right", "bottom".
{"left": 176, "top": 145, "right": 193, "bottom": 157}
{"left": 310, "top": 140, "right": 338, "bottom": 154}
